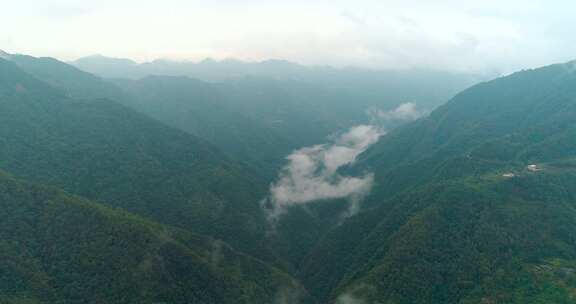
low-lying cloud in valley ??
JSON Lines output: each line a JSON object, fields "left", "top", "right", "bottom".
{"left": 266, "top": 124, "right": 382, "bottom": 218}
{"left": 264, "top": 102, "right": 424, "bottom": 219}
{"left": 367, "top": 102, "right": 425, "bottom": 128}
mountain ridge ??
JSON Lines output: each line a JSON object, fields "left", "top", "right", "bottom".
{"left": 299, "top": 59, "right": 576, "bottom": 303}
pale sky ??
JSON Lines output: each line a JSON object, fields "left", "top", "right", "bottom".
{"left": 1, "top": 0, "right": 576, "bottom": 73}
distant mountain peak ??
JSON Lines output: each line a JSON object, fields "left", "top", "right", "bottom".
{"left": 198, "top": 58, "right": 218, "bottom": 64}
{"left": 261, "top": 58, "right": 296, "bottom": 65}
{"left": 74, "top": 54, "right": 138, "bottom": 65}
{"left": 0, "top": 49, "right": 11, "bottom": 59}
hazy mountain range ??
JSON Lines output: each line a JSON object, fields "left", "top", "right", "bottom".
{"left": 1, "top": 50, "right": 576, "bottom": 303}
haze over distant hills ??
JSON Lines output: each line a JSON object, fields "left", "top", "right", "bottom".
{"left": 70, "top": 53, "right": 484, "bottom": 178}
{"left": 72, "top": 54, "right": 484, "bottom": 90}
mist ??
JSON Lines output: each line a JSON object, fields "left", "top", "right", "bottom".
{"left": 267, "top": 125, "right": 381, "bottom": 217}
{"left": 264, "top": 102, "right": 424, "bottom": 218}
{"left": 369, "top": 102, "right": 423, "bottom": 122}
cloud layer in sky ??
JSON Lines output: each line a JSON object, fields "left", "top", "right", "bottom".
{"left": 1, "top": 0, "right": 576, "bottom": 73}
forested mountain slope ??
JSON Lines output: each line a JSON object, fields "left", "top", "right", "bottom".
{"left": 0, "top": 58, "right": 276, "bottom": 266}
{"left": 359, "top": 62, "right": 576, "bottom": 203}
{"left": 12, "top": 54, "right": 481, "bottom": 180}
{"left": 0, "top": 170, "right": 310, "bottom": 304}
{"left": 8, "top": 54, "right": 129, "bottom": 102}
{"left": 305, "top": 170, "right": 576, "bottom": 303}
{"left": 113, "top": 76, "right": 296, "bottom": 178}
{"left": 301, "top": 61, "right": 576, "bottom": 303}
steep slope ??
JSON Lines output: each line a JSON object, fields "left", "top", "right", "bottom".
{"left": 16, "top": 54, "right": 481, "bottom": 180}
{"left": 6, "top": 54, "right": 289, "bottom": 177}
{"left": 9, "top": 54, "right": 371, "bottom": 178}
{"left": 114, "top": 76, "right": 358, "bottom": 160}
{"left": 111, "top": 72, "right": 473, "bottom": 179}
{"left": 305, "top": 171, "right": 576, "bottom": 303}
{"left": 8, "top": 54, "right": 129, "bottom": 102}
{"left": 73, "top": 54, "right": 141, "bottom": 79}
{"left": 301, "top": 61, "right": 576, "bottom": 303}
{"left": 0, "top": 170, "right": 310, "bottom": 304}
{"left": 72, "top": 55, "right": 480, "bottom": 110}
{"left": 0, "top": 58, "right": 277, "bottom": 265}
{"left": 359, "top": 62, "right": 576, "bottom": 205}
{"left": 75, "top": 56, "right": 482, "bottom": 136}
{"left": 8, "top": 54, "right": 331, "bottom": 178}
{"left": 113, "top": 76, "right": 296, "bottom": 178}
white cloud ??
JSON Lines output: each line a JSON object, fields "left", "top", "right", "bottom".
{"left": 265, "top": 124, "right": 382, "bottom": 218}
{"left": 369, "top": 102, "right": 424, "bottom": 122}
{"left": 264, "top": 102, "right": 424, "bottom": 219}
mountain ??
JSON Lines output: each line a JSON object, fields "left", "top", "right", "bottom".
{"left": 299, "top": 62, "right": 576, "bottom": 303}
{"left": 72, "top": 55, "right": 140, "bottom": 79}
{"left": 72, "top": 55, "right": 479, "bottom": 92}
{"left": 8, "top": 54, "right": 129, "bottom": 102}
{"left": 112, "top": 76, "right": 297, "bottom": 178}
{"left": 72, "top": 55, "right": 480, "bottom": 113}
{"left": 304, "top": 172, "right": 576, "bottom": 303}
{"left": 106, "top": 64, "right": 481, "bottom": 178}
{"left": 7, "top": 54, "right": 312, "bottom": 178}
{"left": 15, "top": 54, "right": 480, "bottom": 179}
{"left": 8, "top": 54, "right": 344, "bottom": 182}
{"left": 0, "top": 170, "right": 309, "bottom": 304}
{"left": 359, "top": 62, "right": 576, "bottom": 203}
{"left": 0, "top": 57, "right": 281, "bottom": 267}
{"left": 72, "top": 55, "right": 483, "bottom": 120}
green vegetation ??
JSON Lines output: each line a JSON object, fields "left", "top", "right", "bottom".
{"left": 113, "top": 76, "right": 297, "bottom": 179}
{"left": 0, "top": 170, "right": 309, "bottom": 303}
{"left": 0, "top": 58, "right": 279, "bottom": 266}
{"left": 301, "top": 62, "right": 576, "bottom": 303}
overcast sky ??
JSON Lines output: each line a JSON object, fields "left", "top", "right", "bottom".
{"left": 1, "top": 0, "right": 575, "bottom": 73}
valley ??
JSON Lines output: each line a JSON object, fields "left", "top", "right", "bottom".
{"left": 1, "top": 51, "right": 576, "bottom": 304}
